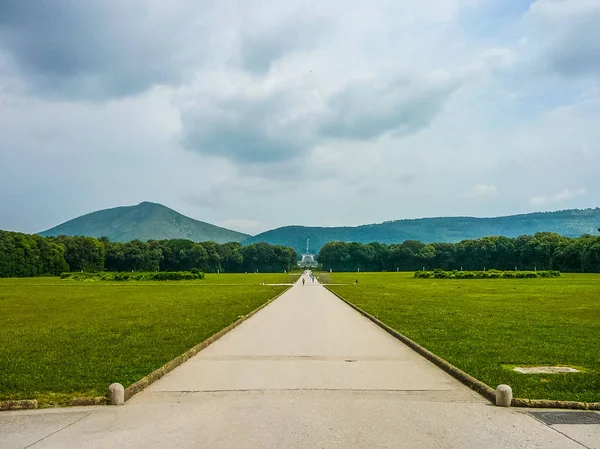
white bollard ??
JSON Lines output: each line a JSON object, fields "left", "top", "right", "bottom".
{"left": 496, "top": 384, "right": 512, "bottom": 407}
{"left": 108, "top": 383, "right": 125, "bottom": 406}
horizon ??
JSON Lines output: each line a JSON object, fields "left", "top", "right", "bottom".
{"left": 33, "top": 200, "right": 600, "bottom": 237}
{"left": 1, "top": 1, "right": 599, "bottom": 235}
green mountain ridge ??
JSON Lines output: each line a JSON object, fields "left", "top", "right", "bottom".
{"left": 244, "top": 208, "right": 600, "bottom": 257}
{"left": 37, "top": 202, "right": 600, "bottom": 258}
{"left": 38, "top": 202, "right": 249, "bottom": 244}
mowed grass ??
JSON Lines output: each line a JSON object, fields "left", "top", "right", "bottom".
{"left": 323, "top": 272, "right": 600, "bottom": 403}
{"left": 0, "top": 274, "right": 296, "bottom": 407}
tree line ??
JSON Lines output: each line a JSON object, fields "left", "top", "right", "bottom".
{"left": 0, "top": 231, "right": 298, "bottom": 277}
{"left": 317, "top": 232, "right": 600, "bottom": 273}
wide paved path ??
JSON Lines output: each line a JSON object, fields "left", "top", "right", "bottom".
{"left": 2, "top": 273, "right": 597, "bottom": 448}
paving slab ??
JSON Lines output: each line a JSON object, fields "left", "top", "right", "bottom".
{"left": 2, "top": 394, "right": 589, "bottom": 449}
{"left": 552, "top": 424, "right": 600, "bottom": 449}
{"left": 0, "top": 410, "right": 91, "bottom": 449}
{"left": 0, "top": 272, "right": 595, "bottom": 448}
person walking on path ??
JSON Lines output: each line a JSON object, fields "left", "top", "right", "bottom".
{"left": 302, "top": 278, "right": 305, "bottom": 286}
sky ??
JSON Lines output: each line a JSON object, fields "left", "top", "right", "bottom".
{"left": 1, "top": 0, "right": 599, "bottom": 235}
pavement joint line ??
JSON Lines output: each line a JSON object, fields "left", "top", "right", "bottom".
{"left": 526, "top": 413, "right": 592, "bottom": 449}
{"left": 150, "top": 388, "right": 459, "bottom": 393}
{"left": 23, "top": 412, "right": 92, "bottom": 448}
{"left": 195, "top": 355, "right": 413, "bottom": 361}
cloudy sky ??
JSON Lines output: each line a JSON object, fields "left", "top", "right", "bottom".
{"left": 1, "top": 0, "right": 599, "bottom": 235}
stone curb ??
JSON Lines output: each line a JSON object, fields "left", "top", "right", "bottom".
{"left": 511, "top": 398, "right": 600, "bottom": 410}
{"left": 0, "top": 400, "right": 38, "bottom": 411}
{"left": 326, "top": 288, "right": 600, "bottom": 410}
{"left": 124, "top": 284, "right": 294, "bottom": 401}
{"left": 69, "top": 397, "right": 108, "bottom": 406}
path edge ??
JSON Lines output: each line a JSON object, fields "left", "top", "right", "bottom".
{"left": 325, "top": 287, "right": 600, "bottom": 410}
{"left": 123, "top": 283, "right": 294, "bottom": 401}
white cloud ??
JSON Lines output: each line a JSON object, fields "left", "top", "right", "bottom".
{"left": 530, "top": 188, "right": 586, "bottom": 207}
{"left": 217, "top": 219, "right": 264, "bottom": 235}
{"left": 467, "top": 184, "right": 498, "bottom": 201}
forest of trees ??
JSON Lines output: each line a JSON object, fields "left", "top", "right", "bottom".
{"left": 317, "top": 232, "right": 600, "bottom": 273}
{"left": 3, "top": 229, "right": 600, "bottom": 277}
{"left": 0, "top": 231, "right": 298, "bottom": 277}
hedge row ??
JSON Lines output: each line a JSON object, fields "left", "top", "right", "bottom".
{"left": 60, "top": 270, "right": 205, "bottom": 281}
{"left": 414, "top": 269, "right": 561, "bottom": 279}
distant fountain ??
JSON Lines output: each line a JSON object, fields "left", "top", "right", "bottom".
{"left": 299, "top": 238, "right": 317, "bottom": 267}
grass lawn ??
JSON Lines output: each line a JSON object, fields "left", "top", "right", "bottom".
{"left": 322, "top": 272, "right": 600, "bottom": 403}
{"left": 0, "top": 273, "right": 296, "bottom": 407}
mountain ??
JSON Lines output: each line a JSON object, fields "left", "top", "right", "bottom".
{"left": 243, "top": 208, "right": 600, "bottom": 257}
{"left": 36, "top": 204, "right": 600, "bottom": 256}
{"left": 38, "top": 202, "right": 249, "bottom": 243}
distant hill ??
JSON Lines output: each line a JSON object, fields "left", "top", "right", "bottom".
{"left": 37, "top": 203, "right": 600, "bottom": 256}
{"left": 38, "top": 202, "right": 249, "bottom": 243}
{"left": 243, "top": 208, "right": 600, "bottom": 257}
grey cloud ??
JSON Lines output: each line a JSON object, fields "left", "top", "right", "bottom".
{"left": 180, "top": 73, "right": 462, "bottom": 165}
{"left": 526, "top": 2, "right": 600, "bottom": 80}
{"left": 241, "top": 39, "right": 286, "bottom": 74}
{"left": 180, "top": 93, "right": 310, "bottom": 163}
{"left": 241, "top": 31, "right": 300, "bottom": 74}
{"left": 547, "top": 13, "right": 600, "bottom": 79}
{"left": 0, "top": 0, "right": 205, "bottom": 99}
{"left": 240, "top": 18, "right": 326, "bottom": 73}
{"left": 185, "top": 123, "right": 301, "bottom": 163}
{"left": 320, "top": 75, "right": 462, "bottom": 139}
{"left": 0, "top": 0, "right": 326, "bottom": 99}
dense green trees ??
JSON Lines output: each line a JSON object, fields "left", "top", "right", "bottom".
{"left": 0, "top": 231, "right": 298, "bottom": 277}
{"left": 49, "top": 235, "right": 106, "bottom": 272}
{"left": 240, "top": 242, "right": 297, "bottom": 273}
{"left": 104, "top": 239, "right": 163, "bottom": 272}
{"left": 3, "top": 229, "right": 599, "bottom": 277}
{"left": 0, "top": 231, "right": 69, "bottom": 277}
{"left": 317, "top": 233, "right": 600, "bottom": 273}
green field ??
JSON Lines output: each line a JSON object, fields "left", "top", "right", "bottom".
{"left": 0, "top": 274, "right": 297, "bottom": 407}
{"left": 323, "top": 272, "right": 600, "bottom": 403}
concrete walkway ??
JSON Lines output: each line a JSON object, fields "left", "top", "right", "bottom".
{"left": 2, "top": 272, "right": 598, "bottom": 448}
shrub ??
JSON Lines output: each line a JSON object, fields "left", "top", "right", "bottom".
{"left": 60, "top": 271, "right": 205, "bottom": 281}
{"left": 414, "top": 269, "right": 560, "bottom": 280}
